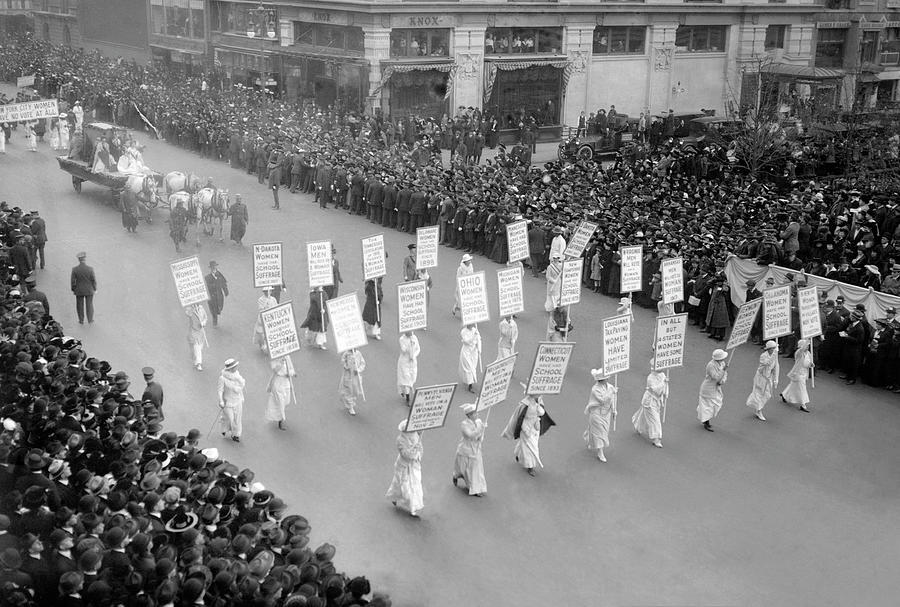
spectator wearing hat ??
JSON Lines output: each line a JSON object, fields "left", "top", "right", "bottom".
{"left": 0, "top": 548, "right": 32, "bottom": 592}
{"left": 452, "top": 253, "right": 474, "bottom": 317}
{"left": 746, "top": 341, "right": 780, "bottom": 421}
{"left": 839, "top": 308, "right": 868, "bottom": 384}
{"left": 58, "top": 570, "right": 84, "bottom": 606}
{"left": 22, "top": 274, "right": 49, "bottom": 315}
{"left": 70, "top": 251, "right": 96, "bottom": 324}
{"left": 633, "top": 359, "right": 668, "bottom": 448}
{"left": 863, "top": 317, "right": 894, "bottom": 388}
{"left": 698, "top": 349, "right": 729, "bottom": 431}
{"left": 452, "top": 403, "right": 487, "bottom": 495}
{"left": 265, "top": 355, "right": 296, "bottom": 431}
{"left": 402, "top": 244, "right": 417, "bottom": 282}
{"left": 583, "top": 368, "right": 617, "bottom": 462}
{"left": 217, "top": 358, "right": 245, "bottom": 442}
{"left": 28, "top": 210, "right": 47, "bottom": 270}
{"left": 19, "top": 533, "right": 50, "bottom": 602}
{"left": 141, "top": 366, "right": 164, "bottom": 420}
{"left": 386, "top": 419, "right": 424, "bottom": 517}
{"left": 204, "top": 261, "right": 228, "bottom": 327}
{"left": 780, "top": 340, "right": 814, "bottom": 412}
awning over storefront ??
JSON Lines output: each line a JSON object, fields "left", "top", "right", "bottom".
{"left": 483, "top": 57, "right": 570, "bottom": 105}
{"left": 372, "top": 61, "right": 456, "bottom": 100}
{"left": 759, "top": 62, "right": 845, "bottom": 81}
{"left": 150, "top": 43, "right": 205, "bottom": 55}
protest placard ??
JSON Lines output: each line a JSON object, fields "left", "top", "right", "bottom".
{"left": 361, "top": 234, "right": 386, "bottom": 281}
{"left": 416, "top": 226, "right": 439, "bottom": 269}
{"left": 306, "top": 240, "right": 333, "bottom": 288}
{"left": 397, "top": 280, "right": 428, "bottom": 333}
{"left": 526, "top": 342, "right": 575, "bottom": 395}
{"left": 506, "top": 220, "right": 530, "bottom": 263}
{"left": 798, "top": 286, "right": 823, "bottom": 339}
{"left": 458, "top": 271, "right": 490, "bottom": 325}
{"left": 261, "top": 301, "right": 301, "bottom": 359}
{"left": 620, "top": 245, "right": 643, "bottom": 293}
{"left": 16, "top": 75, "right": 35, "bottom": 89}
{"left": 559, "top": 259, "right": 583, "bottom": 307}
{"left": 564, "top": 221, "right": 598, "bottom": 259}
{"left": 654, "top": 314, "right": 688, "bottom": 370}
{"left": 406, "top": 384, "right": 458, "bottom": 431}
{"left": 0, "top": 99, "right": 58, "bottom": 123}
{"left": 476, "top": 354, "right": 518, "bottom": 412}
{"left": 661, "top": 258, "right": 684, "bottom": 304}
{"left": 325, "top": 293, "right": 367, "bottom": 353}
{"left": 170, "top": 256, "right": 209, "bottom": 307}
{"left": 497, "top": 267, "right": 524, "bottom": 317}
{"left": 603, "top": 315, "right": 631, "bottom": 374}
{"left": 763, "top": 285, "right": 792, "bottom": 340}
{"left": 252, "top": 242, "right": 283, "bottom": 288}
{"left": 725, "top": 298, "right": 763, "bottom": 350}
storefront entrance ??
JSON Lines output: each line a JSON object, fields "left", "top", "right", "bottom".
{"left": 387, "top": 69, "right": 449, "bottom": 120}
{"left": 485, "top": 64, "right": 563, "bottom": 129}
{"left": 283, "top": 57, "right": 366, "bottom": 111}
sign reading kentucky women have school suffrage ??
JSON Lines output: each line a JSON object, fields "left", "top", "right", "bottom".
{"left": 261, "top": 301, "right": 301, "bottom": 359}
{"left": 170, "top": 256, "right": 209, "bottom": 307}
{"left": 252, "top": 242, "right": 283, "bottom": 288}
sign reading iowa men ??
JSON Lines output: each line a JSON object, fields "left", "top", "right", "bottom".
{"left": 361, "top": 234, "right": 386, "bottom": 281}
{"left": 526, "top": 342, "right": 575, "bottom": 395}
{"left": 506, "top": 220, "right": 530, "bottom": 263}
{"left": 406, "top": 383, "right": 458, "bottom": 431}
{"left": 397, "top": 280, "right": 428, "bottom": 333}
{"left": 619, "top": 245, "right": 643, "bottom": 293}
{"left": 306, "top": 240, "right": 333, "bottom": 288}
{"left": 458, "top": 271, "right": 490, "bottom": 325}
{"left": 252, "top": 242, "right": 283, "bottom": 288}
{"left": 416, "top": 226, "right": 439, "bottom": 270}
{"left": 325, "top": 293, "right": 368, "bottom": 353}
{"left": 261, "top": 301, "right": 301, "bottom": 359}
{"left": 170, "top": 256, "right": 209, "bottom": 307}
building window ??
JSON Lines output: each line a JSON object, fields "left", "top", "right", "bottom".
{"left": 815, "top": 28, "right": 846, "bottom": 68}
{"left": 390, "top": 28, "right": 451, "bottom": 58}
{"left": 211, "top": 1, "right": 278, "bottom": 40}
{"left": 882, "top": 29, "right": 900, "bottom": 66}
{"left": 63, "top": 24, "right": 71, "bottom": 46}
{"left": 485, "top": 27, "right": 563, "bottom": 55}
{"left": 42, "top": 21, "right": 49, "bottom": 40}
{"left": 593, "top": 26, "right": 646, "bottom": 54}
{"left": 764, "top": 25, "right": 787, "bottom": 50}
{"left": 674, "top": 25, "right": 727, "bottom": 52}
{"left": 860, "top": 30, "right": 879, "bottom": 64}
{"left": 292, "top": 22, "right": 365, "bottom": 53}
{"left": 824, "top": 0, "right": 850, "bottom": 8}
{"left": 150, "top": 0, "right": 205, "bottom": 39}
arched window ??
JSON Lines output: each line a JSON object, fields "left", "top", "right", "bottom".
{"left": 42, "top": 22, "right": 50, "bottom": 41}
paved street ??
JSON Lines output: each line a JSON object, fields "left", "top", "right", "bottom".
{"left": 3, "top": 125, "right": 900, "bottom": 606}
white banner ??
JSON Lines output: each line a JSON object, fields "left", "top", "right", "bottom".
{"left": 306, "top": 240, "right": 333, "bottom": 288}
{"left": 325, "top": 293, "right": 367, "bottom": 353}
{"left": 603, "top": 314, "right": 631, "bottom": 375}
{"left": 559, "top": 259, "right": 583, "bottom": 307}
{"left": 476, "top": 354, "right": 518, "bottom": 412}
{"left": 620, "top": 245, "right": 643, "bottom": 294}
{"left": 397, "top": 280, "right": 428, "bottom": 333}
{"left": 170, "top": 256, "right": 209, "bottom": 307}
{"left": 564, "top": 221, "right": 598, "bottom": 259}
{"left": 261, "top": 301, "right": 301, "bottom": 360}
{"left": 526, "top": 342, "right": 575, "bottom": 395}
{"left": 763, "top": 285, "right": 792, "bottom": 340}
{"left": 406, "top": 383, "right": 458, "bottom": 431}
{"left": 654, "top": 313, "right": 688, "bottom": 370}
{"left": 798, "top": 286, "right": 822, "bottom": 339}
{"left": 361, "top": 234, "right": 387, "bottom": 281}
{"left": 497, "top": 267, "right": 524, "bottom": 317}
{"left": 0, "top": 99, "right": 57, "bottom": 123}
{"left": 458, "top": 271, "right": 490, "bottom": 325}
{"left": 16, "top": 75, "right": 35, "bottom": 88}
{"left": 252, "top": 242, "right": 283, "bottom": 288}
{"left": 726, "top": 298, "right": 763, "bottom": 350}
{"left": 506, "top": 220, "right": 530, "bottom": 263}
{"left": 661, "top": 257, "right": 684, "bottom": 304}
{"left": 416, "top": 226, "right": 439, "bottom": 270}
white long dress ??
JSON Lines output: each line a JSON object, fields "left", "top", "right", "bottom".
{"left": 386, "top": 430, "right": 424, "bottom": 515}
{"left": 697, "top": 360, "right": 727, "bottom": 422}
{"left": 252, "top": 293, "right": 278, "bottom": 351}
{"left": 544, "top": 261, "right": 561, "bottom": 312}
{"left": 59, "top": 122, "right": 69, "bottom": 151}
{"left": 265, "top": 356, "right": 295, "bottom": 422}
{"left": 455, "top": 261, "right": 473, "bottom": 311}
{"left": 49, "top": 121, "right": 60, "bottom": 150}
{"left": 746, "top": 350, "right": 779, "bottom": 412}
{"left": 633, "top": 370, "right": 668, "bottom": 440}
{"left": 584, "top": 381, "right": 617, "bottom": 450}
{"left": 458, "top": 326, "right": 481, "bottom": 385}
{"left": 396, "top": 333, "right": 420, "bottom": 395}
{"left": 513, "top": 398, "right": 544, "bottom": 469}
{"left": 781, "top": 350, "right": 813, "bottom": 405}
{"left": 453, "top": 417, "right": 487, "bottom": 495}
{"left": 339, "top": 349, "right": 366, "bottom": 410}
{"left": 497, "top": 317, "right": 518, "bottom": 361}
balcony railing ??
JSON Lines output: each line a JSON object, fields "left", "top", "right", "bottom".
{"left": 881, "top": 51, "right": 900, "bottom": 66}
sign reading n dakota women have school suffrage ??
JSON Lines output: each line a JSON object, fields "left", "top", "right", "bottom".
{"left": 506, "top": 220, "right": 530, "bottom": 263}
{"left": 497, "top": 267, "right": 524, "bottom": 317}
{"left": 170, "top": 256, "right": 209, "bottom": 307}
{"left": 559, "top": 259, "right": 583, "bottom": 307}
{"left": 763, "top": 285, "right": 792, "bottom": 340}
{"left": 458, "top": 271, "right": 490, "bottom": 325}
{"left": 603, "top": 314, "right": 631, "bottom": 375}
{"left": 620, "top": 245, "right": 643, "bottom": 294}
{"left": 252, "top": 242, "right": 283, "bottom": 288}
{"left": 306, "top": 240, "right": 333, "bottom": 288}
{"left": 654, "top": 313, "right": 688, "bottom": 370}
{"left": 526, "top": 342, "right": 575, "bottom": 395}
{"left": 416, "top": 226, "right": 439, "bottom": 270}
{"left": 406, "top": 383, "right": 458, "bottom": 432}
{"left": 261, "top": 301, "right": 301, "bottom": 359}
{"left": 325, "top": 293, "right": 367, "bottom": 353}
{"left": 476, "top": 354, "right": 518, "bottom": 412}
{"left": 361, "top": 234, "right": 387, "bottom": 281}
{"left": 564, "top": 221, "right": 598, "bottom": 259}
{"left": 397, "top": 280, "right": 428, "bottom": 333}
{"left": 798, "top": 286, "right": 823, "bottom": 339}
{"left": 661, "top": 258, "right": 684, "bottom": 304}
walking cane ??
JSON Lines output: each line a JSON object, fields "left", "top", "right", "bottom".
{"left": 206, "top": 407, "right": 223, "bottom": 440}
{"left": 319, "top": 288, "right": 326, "bottom": 345}
{"left": 810, "top": 342, "right": 816, "bottom": 389}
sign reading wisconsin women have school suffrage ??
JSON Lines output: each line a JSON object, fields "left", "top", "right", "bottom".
{"left": 497, "top": 267, "right": 524, "bottom": 317}
{"left": 661, "top": 258, "right": 684, "bottom": 304}
{"left": 325, "top": 293, "right": 367, "bottom": 354}
{"left": 619, "top": 245, "right": 643, "bottom": 294}
{"left": 406, "top": 383, "right": 458, "bottom": 432}
{"left": 476, "top": 354, "right": 518, "bottom": 412}
{"left": 763, "top": 285, "right": 792, "bottom": 340}
{"left": 416, "top": 226, "right": 439, "bottom": 270}
{"left": 170, "top": 256, "right": 209, "bottom": 307}
{"left": 361, "top": 234, "right": 386, "bottom": 281}
{"left": 726, "top": 298, "right": 763, "bottom": 350}
{"left": 603, "top": 314, "right": 632, "bottom": 375}
{"left": 397, "top": 280, "right": 428, "bottom": 333}
{"left": 526, "top": 342, "right": 575, "bottom": 395}
{"left": 564, "top": 221, "right": 598, "bottom": 259}
{"left": 458, "top": 271, "right": 490, "bottom": 325}
{"left": 654, "top": 314, "right": 688, "bottom": 370}
{"left": 261, "top": 301, "right": 301, "bottom": 360}
{"left": 559, "top": 259, "right": 584, "bottom": 307}
{"left": 506, "top": 220, "right": 530, "bottom": 263}
{"left": 798, "top": 286, "right": 823, "bottom": 340}
{"left": 252, "top": 242, "right": 283, "bottom": 288}
{"left": 306, "top": 240, "right": 333, "bottom": 288}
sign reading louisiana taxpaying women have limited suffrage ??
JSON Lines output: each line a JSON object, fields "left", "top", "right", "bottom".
{"left": 726, "top": 298, "right": 763, "bottom": 350}
{"left": 476, "top": 354, "right": 518, "bottom": 412}
{"left": 526, "top": 342, "right": 575, "bottom": 395}
{"left": 416, "top": 226, "right": 439, "bottom": 270}
{"left": 361, "top": 234, "right": 387, "bottom": 282}
{"left": 458, "top": 271, "right": 490, "bottom": 325}
{"left": 798, "top": 286, "right": 823, "bottom": 340}
{"left": 603, "top": 314, "right": 631, "bottom": 375}
{"left": 397, "top": 280, "right": 428, "bottom": 333}
{"left": 261, "top": 301, "right": 301, "bottom": 359}
{"left": 252, "top": 242, "right": 283, "bottom": 288}
{"left": 406, "top": 383, "right": 458, "bottom": 432}
{"left": 497, "top": 267, "right": 524, "bottom": 317}
{"left": 661, "top": 258, "right": 684, "bottom": 305}
{"left": 506, "top": 220, "right": 530, "bottom": 263}
{"left": 763, "top": 285, "right": 792, "bottom": 340}
{"left": 170, "top": 256, "right": 209, "bottom": 307}
{"left": 619, "top": 245, "right": 643, "bottom": 294}
{"left": 654, "top": 314, "right": 688, "bottom": 370}
{"left": 564, "top": 221, "right": 598, "bottom": 259}
{"left": 325, "top": 293, "right": 367, "bottom": 354}
{"left": 306, "top": 240, "right": 333, "bottom": 288}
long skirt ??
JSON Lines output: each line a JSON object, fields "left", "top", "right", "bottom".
{"left": 632, "top": 403, "right": 662, "bottom": 440}
{"left": 459, "top": 348, "right": 478, "bottom": 384}
{"left": 386, "top": 458, "right": 424, "bottom": 514}
{"left": 339, "top": 372, "right": 362, "bottom": 408}
{"left": 265, "top": 375, "right": 292, "bottom": 421}
{"left": 514, "top": 431, "right": 542, "bottom": 469}
{"left": 781, "top": 377, "right": 809, "bottom": 405}
{"left": 584, "top": 408, "right": 611, "bottom": 450}
{"left": 745, "top": 375, "right": 773, "bottom": 412}
{"left": 453, "top": 453, "right": 487, "bottom": 495}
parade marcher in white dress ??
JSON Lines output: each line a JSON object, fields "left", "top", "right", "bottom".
{"left": 26, "top": 122, "right": 37, "bottom": 152}
{"left": 73, "top": 101, "right": 84, "bottom": 131}
{"left": 501, "top": 393, "right": 555, "bottom": 477}
{"left": 265, "top": 355, "right": 296, "bottom": 430}
{"left": 252, "top": 288, "right": 278, "bottom": 353}
{"left": 452, "top": 253, "right": 474, "bottom": 316}
{"left": 633, "top": 360, "right": 668, "bottom": 448}
{"left": 584, "top": 368, "right": 617, "bottom": 462}
{"left": 746, "top": 340, "right": 780, "bottom": 421}
{"left": 549, "top": 226, "right": 567, "bottom": 260}
{"left": 544, "top": 255, "right": 562, "bottom": 312}
{"left": 386, "top": 419, "right": 424, "bottom": 517}
{"left": 458, "top": 324, "right": 482, "bottom": 392}
{"left": 452, "top": 403, "right": 487, "bottom": 496}
{"left": 339, "top": 348, "right": 366, "bottom": 415}
{"left": 58, "top": 117, "right": 69, "bottom": 151}
{"left": 781, "top": 339, "right": 813, "bottom": 412}
{"left": 397, "top": 331, "right": 420, "bottom": 404}
{"left": 186, "top": 303, "right": 208, "bottom": 371}
{"left": 497, "top": 315, "right": 518, "bottom": 361}
{"left": 217, "top": 358, "right": 245, "bottom": 442}
{"left": 617, "top": 296, "right": 634, "bottom": 321}
{"left": 49, "top": 119, "right": 60, "bottom": 150}
{"left": 698, "top": 348, "right": 729, "bottom": 431}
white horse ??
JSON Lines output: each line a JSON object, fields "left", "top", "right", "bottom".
{"left": 193, "top": 187, "right": 230, "bottom": 242}
{"left": 163, "top": 171, "right": 202, "bottom": 197}
{"left": 123, "top": 174, "right": 161, "bottom": 222}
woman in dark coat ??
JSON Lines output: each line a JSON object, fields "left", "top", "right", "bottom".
{"left": 228, "top": 194, "right": 249, "bottom": 245}
{"left": 705, "top": 278, "right": 731, "bottom": 341}
{"left": 300, "top": 288, "right": 328, "bottom": 349}
{"left": 362, "top": 279, "right": 383, "bottom": 340}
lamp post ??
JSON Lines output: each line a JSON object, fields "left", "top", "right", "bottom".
{"left": 247, "top": 1, "right": 277, "bottom": 92}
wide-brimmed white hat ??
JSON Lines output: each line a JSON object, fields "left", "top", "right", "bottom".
{"left": 590, "top": 368, "right": 607, "bottom": 381}
{"left": 461, "top": 253, "right": 473, "bottom": 262}
{"left": 764, "top": 340, "right": 777, "bottom": 350}
{"left": 460, "top": 403, "right": 477, "bottom": 415}
{"left": 223, "top": 358, "right": 239, "bottom": 370}
{"left": 712, "top": 349, "right": 728, "bottom": 361}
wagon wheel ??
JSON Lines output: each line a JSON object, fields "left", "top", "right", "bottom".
{"left": 72, "top": 176, "right": 83, "bottom": 194}
{"left": 557, "top": 146, "right": 567, "bottom": 162}
{"left": 577, "top": 145, "right": 594, "bottom": 161}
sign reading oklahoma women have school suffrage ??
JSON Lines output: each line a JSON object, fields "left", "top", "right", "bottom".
{"left": 170, "top": 256, "right": 209, "bottom": 307}
{"left": 763, "top": 285, "right": 792, "bottom": 340}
